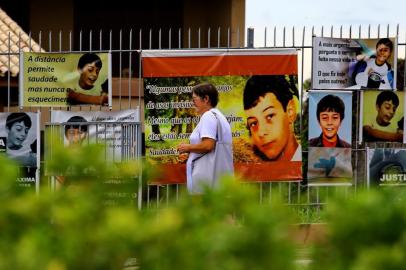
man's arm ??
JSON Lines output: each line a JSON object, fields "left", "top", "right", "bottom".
{"left": 363, "top": 125, "right": 403, "bottom": 142}
{"left": 67, "top": 89, "right": 108, "bottom": 105}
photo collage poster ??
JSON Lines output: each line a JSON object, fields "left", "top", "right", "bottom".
{"left": 142, "top": 49, "right": 302, "bottom": 184}
{"left": 307, "top": 91, "right": 353, "bottom": 185}
{"left": 0, "top": 112, "right": 40, "bottom": 190}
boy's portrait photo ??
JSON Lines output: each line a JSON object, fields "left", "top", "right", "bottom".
{"left": 67, "top": 53, "right": 109, "bottom": 106}
{"left": 243, "top": 75, "right": 301, "bottom": 161}
{"left": 0, "top": 112, "right": 38, "bottom": 168}
{"left": 312, "top": 37, "right": 396, "bottom": 90}
{"left": 362, "top": 90, "right": 405, "bottom": 142}
{"left": 349, "top": 38, "right": 395, "bottom": 90}
{"left": 308, "top": 91, "right": 352, "bottom": 148}
{"left": 64, "top": 116, "right": 88, "bottom": 146}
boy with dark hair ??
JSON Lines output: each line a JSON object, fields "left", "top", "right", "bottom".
{"left": 64, "top": 115, "right": 88, "bottom": 145}
{"left": 309, "top": 94, "right": 351, "bottom": 148}
{"left": 363, "top": 90, "right": 403, "bottom": 142}
{"left": 243, "top": 75, "right": 301, "bottom": 161}
{"left": 67, "top": 53, "right": 108, "bottom": 105}
{"left": 352, "top": 38, "right": 394, "bottom": 89}
{"left": 5, "top": 112, "right": 36, "bottom": 167}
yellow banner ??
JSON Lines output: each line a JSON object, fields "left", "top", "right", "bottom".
{"left": 20, "top": 52, "right": 111, "bottom": 107}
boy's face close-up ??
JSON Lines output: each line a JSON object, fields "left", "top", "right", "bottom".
{"left": 319, "top": 111, "right": 341, "bottom": 140}
{"left": 376, "top": 100, "right": 397, "bottom": 126}
{"left": 66, "top": 128, "right": 86, "bottom": 145}
{"left": 245, "top": 92, "right": 291, "bottom": 160}
{"left": 7, "top": 121, "right": 29, "bottom": 149}
{"left": 375, "top": 43, "right": 391, "bottom": 65}
{"left": 79, "top": 61, "right": 100, "bottom": 89}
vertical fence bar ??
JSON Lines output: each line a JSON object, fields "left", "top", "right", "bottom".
{"left": 208, "top": 28, "right": 211, "bottom": 48}
{"left": 227, "top": 27, "right": 230, "bottom": 48}
{"left": 368, "top": 24, "right": 371, "bottom": 38}
{"left": 359, "top": 25, "right": 361, "bottom": 39}
{"left": 100, "top": 29, "right": 103, "bottom": 51}
{"left": 119, "top": 29, "right": 123, "bottom": 109}
{"left": 128, "top": 29, "right": 133, "bottom": 108}
{"left": 158, "top": 28, "right": 162, "bottom": 49}
{"left": 7, "top": 32, "right": 10, "bottom": 110}
{"left": 149, "top": 28, "right": 152, "bottom": 49}
{"left": 273, "top": 26, "right": 276, "bottom": 47}
{"left": 89, "top": 30, "right": 93, "bottom": 51}
{"left": 217, "top": 27, "right": 221, "bottom": 48}
{"left": 283, "top": 26, "right": 286, "bottom": 47}
{"left": 178, "top": 28, "right": 182, "bottom": 49}
{"left": 79, "top": 30, "right": 82, "bottom": 51}
{"left": 237, "top": 27, "right": 240, "bottom": 48}
{"left": 198, "top": 27, "right": 201, "bottom": 48}
{"left": 188, "top": 28, "right": 191, "bottom": 48}
{"left": 59, "top": 30, "right": 62, "bottom": 52}
{"left": 69, "top": 31, "right": 72, "bottom": 52}
{"left": 169, "top": 28, "right": 172, "bottom": 49}
{"left": 48, "top": 31, "right": 52, "bottom": 52}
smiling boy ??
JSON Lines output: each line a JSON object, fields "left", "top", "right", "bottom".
{"left": 353, "top": 38, "right": 394, "bottom": 89}
{"left": 309, "top": 94, "right": 351, "bottom": 148}
{"left": 363, "top": 90, "right": 403, "bottom": 142}
{"left": 67, "top": 53, "right": 108, "bottom": 105}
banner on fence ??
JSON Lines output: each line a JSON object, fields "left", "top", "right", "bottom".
{"left": 367, "top": 148, "right": 406, "bottom": 187}
{"left": 312, "top": 37, "right": 397, "bottom": 90}
{"left": 142, "top": 49, "right": 301, "bottom": 184}
{"left": 20, "top": 52, "right": 112, "bottom": 107}
{"left": 0, "top": 112, "right": 40, "bottom": 190}
{"left": 361, "top": 90, "right": 405, "bottom": 143}
{"left": 307, "top": 90, "right": 352, "bottom": 185}
{"left": 50, "top": 109, "right": 139, "bottom": 162}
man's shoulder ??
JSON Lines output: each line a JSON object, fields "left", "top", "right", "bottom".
{"left": 309, "top": 136, "right": 322, "bottom": 147}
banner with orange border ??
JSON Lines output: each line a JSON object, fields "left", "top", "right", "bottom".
{"left": 142, "top": 49, "right": 301, "bottom": 184}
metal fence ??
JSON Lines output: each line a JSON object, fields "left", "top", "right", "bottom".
{"left": 3, "top": 25, "right": 406, "bottom": 216}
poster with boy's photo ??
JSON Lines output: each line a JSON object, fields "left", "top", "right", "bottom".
{"left": 307, "top": 91, "right": 352, "bottom": 185}
{"left": 142, "top": 49, "right": 302, "bottom": 183}
{"left": 312, "top": 37, "right": 397, "bottom": 90}
{"left": 20, "top": 52, "right": 112, "bottom": 107}
{"left": 361, "top": 90, "right": 405, "bottom": 143}
{"left": 367, "top": 148, "right": 406, "bottom": 187}
{"left": 50, "top": 109, "right": 140, "bottom": 162}
{"left": 0, "top": 112, "right": 40, "bottom": 190}
{"left": 308, "top": 90, "right": 352, "bottom": 148}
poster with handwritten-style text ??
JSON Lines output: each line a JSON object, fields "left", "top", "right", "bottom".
{"left": 20, "top": 52, "right": 111, "bottom": 107}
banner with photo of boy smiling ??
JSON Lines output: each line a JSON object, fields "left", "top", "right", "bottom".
{"left": 307, "top": 90, "right": 353, "bottom": 186}
{"left": 142, "top": 49, "right": 302, "bottom": 184}
{"left": 312, "top": 37, "right": 397, "bottom": 90}
{"left": 19, "top": 52, "right": 112, "bottom": 107}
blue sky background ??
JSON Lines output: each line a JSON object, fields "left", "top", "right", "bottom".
{"left": 246, "top": 0, "right": 406, "bottom": 30}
